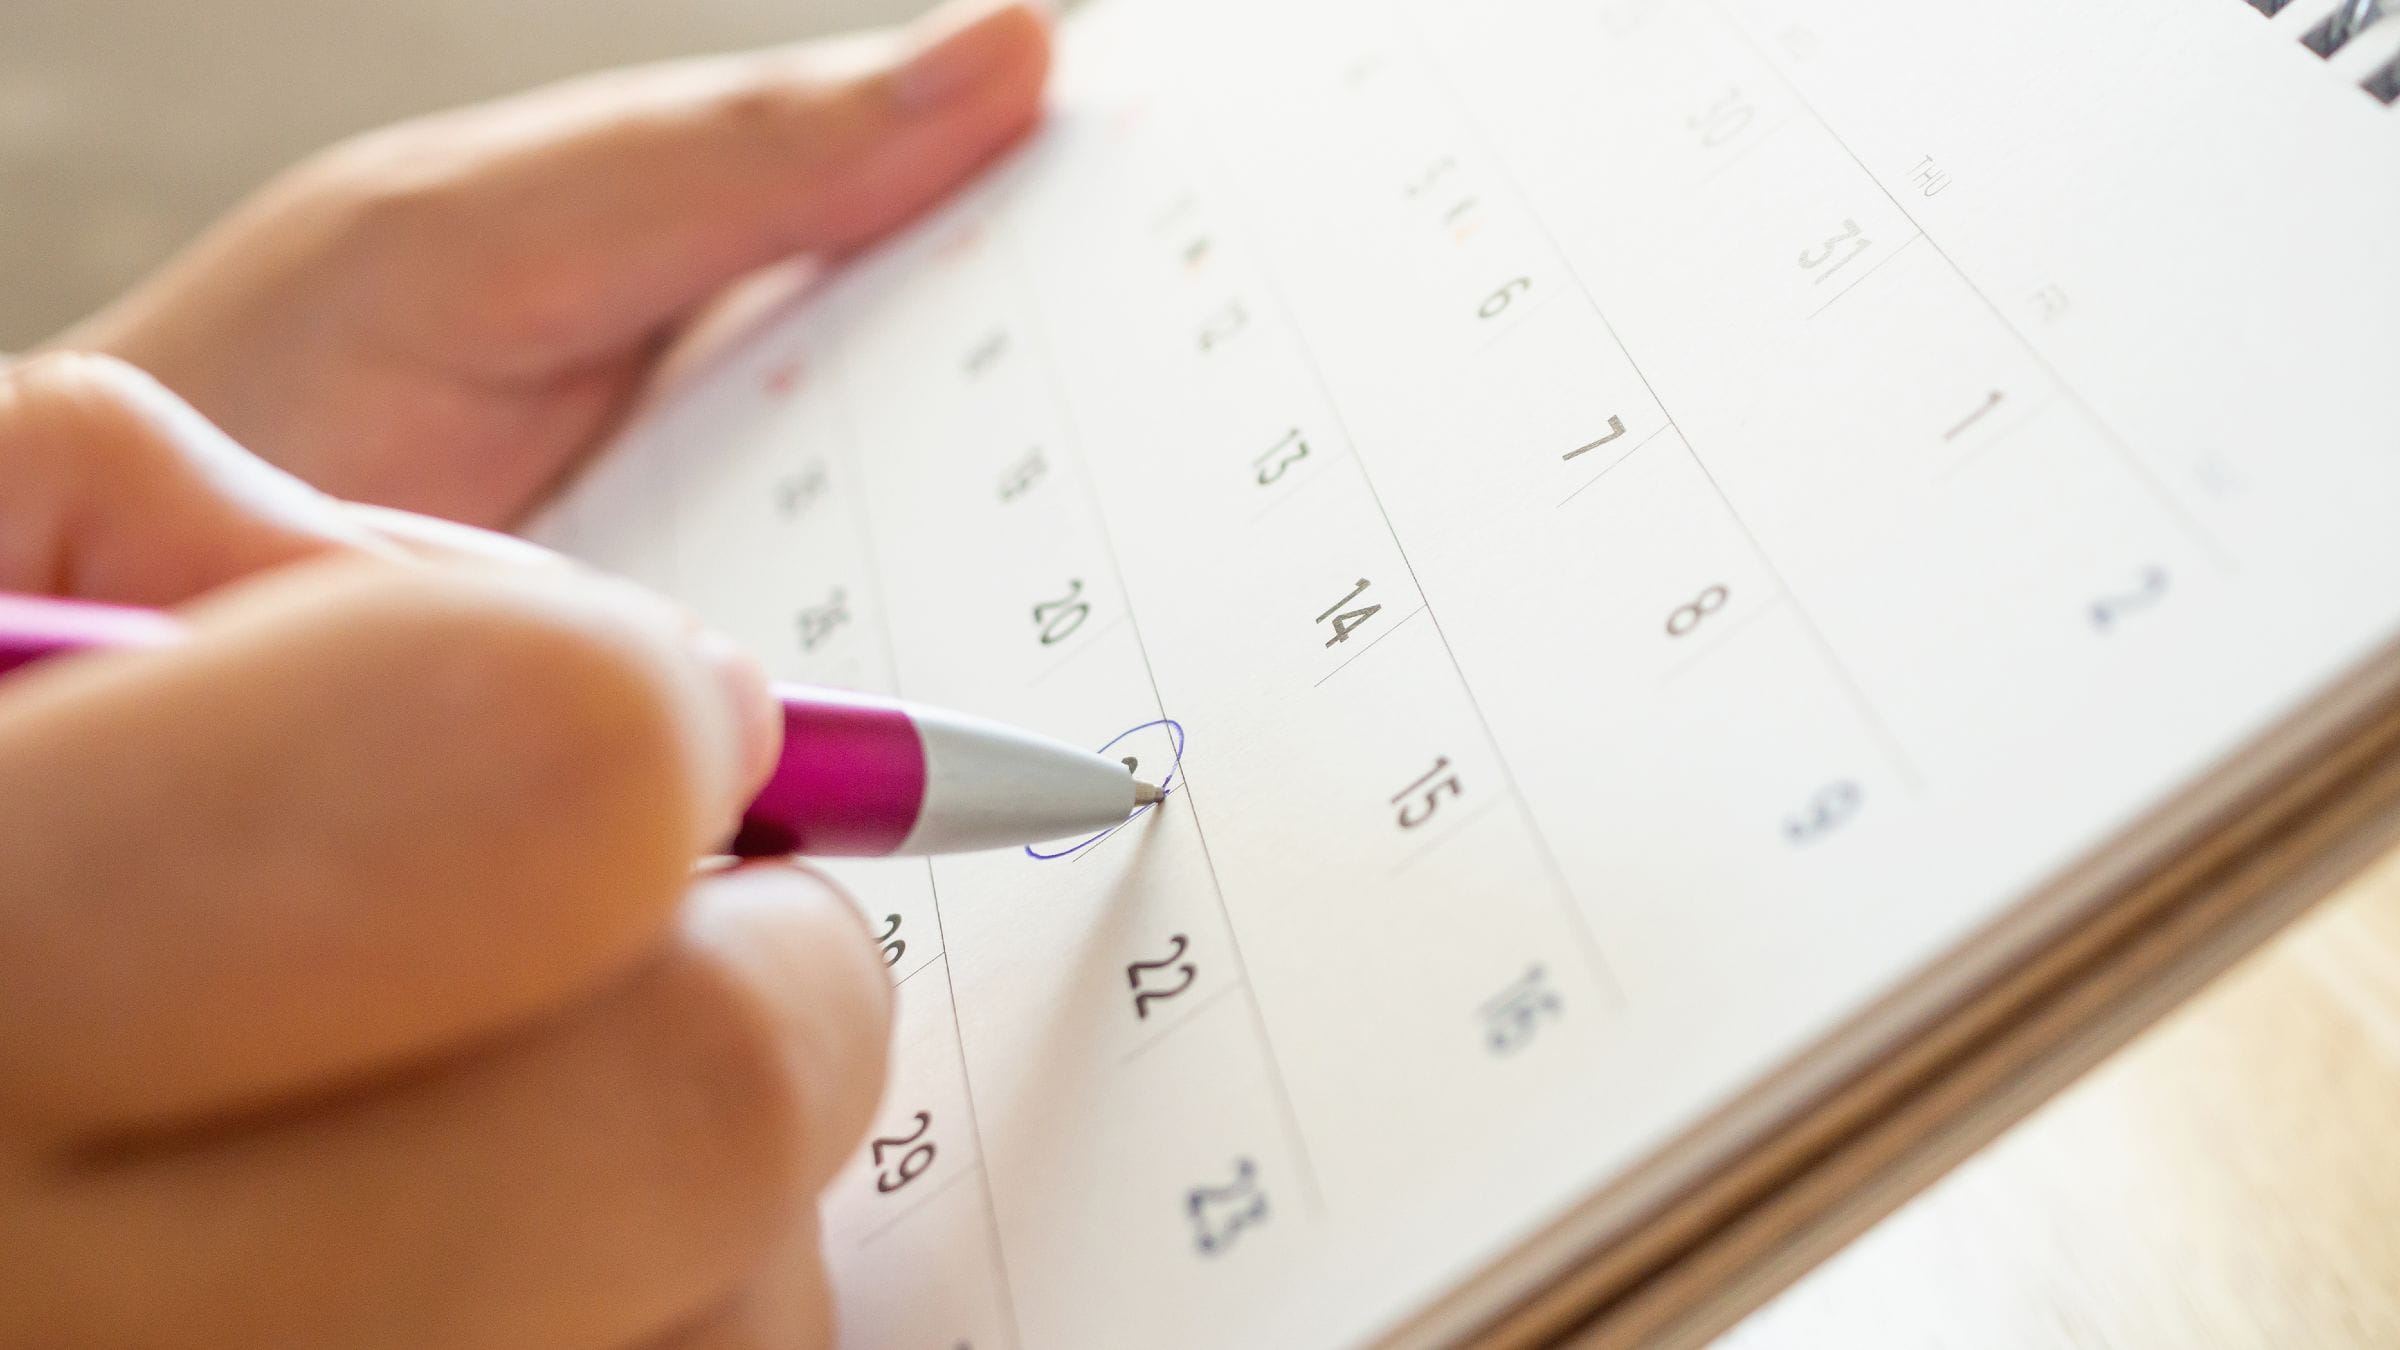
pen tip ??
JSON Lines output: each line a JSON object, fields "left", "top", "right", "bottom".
{"left": 1132, "top": 779, "right": 1164, "bottom": 807}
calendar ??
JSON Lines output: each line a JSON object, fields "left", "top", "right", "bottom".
{"left": 530, "top": 0, "right": 2400, "bottom": 1343}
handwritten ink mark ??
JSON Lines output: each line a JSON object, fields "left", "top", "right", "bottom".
{"left": 1026, "top": 719, "right": 1185, "bottom": 861}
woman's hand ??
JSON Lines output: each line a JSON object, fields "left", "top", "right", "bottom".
{"left": 0, "top": 353, "right": 893, "bottom": 1348}
{"left": 51, "top": 0, "right": 1051, "bottom": 529}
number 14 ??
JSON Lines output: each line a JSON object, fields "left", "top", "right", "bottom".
{"left": 1317, "top": 578, "right": 1381, "bottom": 647}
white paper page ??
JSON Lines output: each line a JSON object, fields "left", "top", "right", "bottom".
{"left": 529, "top": 0, "right": 2400, "bottom": 1344}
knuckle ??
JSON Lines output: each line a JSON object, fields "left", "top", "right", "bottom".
{"left": 286, "top": 127, "right": 577, "bottom": 357}
{"left": 704, "top": 65, "right": 875, "bottom": 172}
{"left": 296, "top": 124, "right": 482, "bottom": 243}
{"left": 708, "top": 77, "right": 815, "bottom": 137}
{"left": 0, "top": 353, "right": 163, "bottom": 471}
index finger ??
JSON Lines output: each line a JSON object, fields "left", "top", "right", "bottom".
{"left": 0, "top": 557, "right": 772, "bottom": 1136}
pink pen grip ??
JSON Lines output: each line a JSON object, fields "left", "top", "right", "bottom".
{"left": 729, "top": 688, "right": 928, "bottom": 857}
{"left": 0, "top": 592, "right": 930, "bottom": 859}
{"left": 0, "top": 593, "right": 184, "bottom": 679}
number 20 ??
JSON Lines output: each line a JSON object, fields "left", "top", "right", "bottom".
{"left": 1033, "top": 580, "right": 1090, "bottom": 646}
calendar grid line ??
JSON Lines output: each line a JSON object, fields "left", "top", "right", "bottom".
{"left": 540, "top": 2, "right": 2400, "bottom": 1340}
{"left": 1003, "top": 218, "right": 1330, "bottom": 1217}
{"left": 1657, "top": 591, "right": 1790, "bottom": 688}
{"left": 1396, "top": 2, "right": 1930, "bottom": 793}
{"left": 827, "top": 388, "right": 1029, "bottom": 1350}
{"left": 1711, "top": 0, "right": 2239, "bottom": 575}
{"left": 1026, "top": 611, "right": 1136, "bottom": 687}
{"left": 1116, "top": 978, "right": 1251, "bottom": 1066}
{"left": 1389, "top": 788, "right": 1517, "bottom": 874}
{"left": 1934, "top": 394, "right": 2058, "bottom": 484}
{"left": 1691, "top": 109, "right": 1801, "bottom": 188}
{"left": 1557, "top": 422, "right": 1674, "bottom": 508}
{"left": 1801, "top": 228, "right": 1926, "bottom": 319}
{"left": 855, "top": 1150, "right": 986, "bottom": 1249}
{"left": 1311, "top": 602, "right": 1428, "bottom": 687}
{"left": 1185, "top": 108, "right": 1627, "bottom": 1009}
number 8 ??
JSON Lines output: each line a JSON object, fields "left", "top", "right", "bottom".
{"left": 1665, "top": 584, "right": 1729, "bottom": 637}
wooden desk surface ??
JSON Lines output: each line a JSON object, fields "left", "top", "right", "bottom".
{"left": 1717, "top": 846, "right": 2400, "bottom": 1348}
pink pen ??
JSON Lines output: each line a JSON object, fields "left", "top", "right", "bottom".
{"left": 0, "top": 591, "right": 1161, "bottom": 857}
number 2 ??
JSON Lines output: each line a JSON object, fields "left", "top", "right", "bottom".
{"left": 2090, "top": 566, "right": 2169, "bottom": 632}
{"left": 874, "top": 914, "right": 906, "bottom": 968}
{"left": 1783, "top": 781, "right": 1862, "bottom": 844}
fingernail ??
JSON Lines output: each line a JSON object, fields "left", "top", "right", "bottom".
{"left": 692, "top": 625, "right": 784, "bottom": 800}
{"left": 897, "top": 0, "right": 1043, "bottom": 113}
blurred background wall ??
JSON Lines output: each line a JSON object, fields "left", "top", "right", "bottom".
{"left": 0, "top": 0, "right": 933, "bottom": 348}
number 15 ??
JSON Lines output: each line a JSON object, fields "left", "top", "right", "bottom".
{"left": 1392, "top": 755, "right": 1462, "bottom": 829}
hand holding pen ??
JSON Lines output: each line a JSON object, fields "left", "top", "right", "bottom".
{"left": 0, "top": 2, "right": 1052, "bottom": 1345}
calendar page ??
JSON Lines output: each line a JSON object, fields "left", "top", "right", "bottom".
{"left": 529, "top": 0, "right": 2400, "bottom": 1343}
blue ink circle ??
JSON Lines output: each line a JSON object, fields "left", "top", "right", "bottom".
{"left": 1025, "top": 718, "right": 1185, "bottom": 861}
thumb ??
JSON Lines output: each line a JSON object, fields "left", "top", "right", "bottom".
{"left": 321, "top": 0, "right": 1053, "bottom": 371}
{"left": 0, "top": 558, "right": 781, "bottom": 1135}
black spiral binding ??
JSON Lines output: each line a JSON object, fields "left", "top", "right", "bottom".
{"left": 2246, "top": 0, "right": 2400, "bottom": 103}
